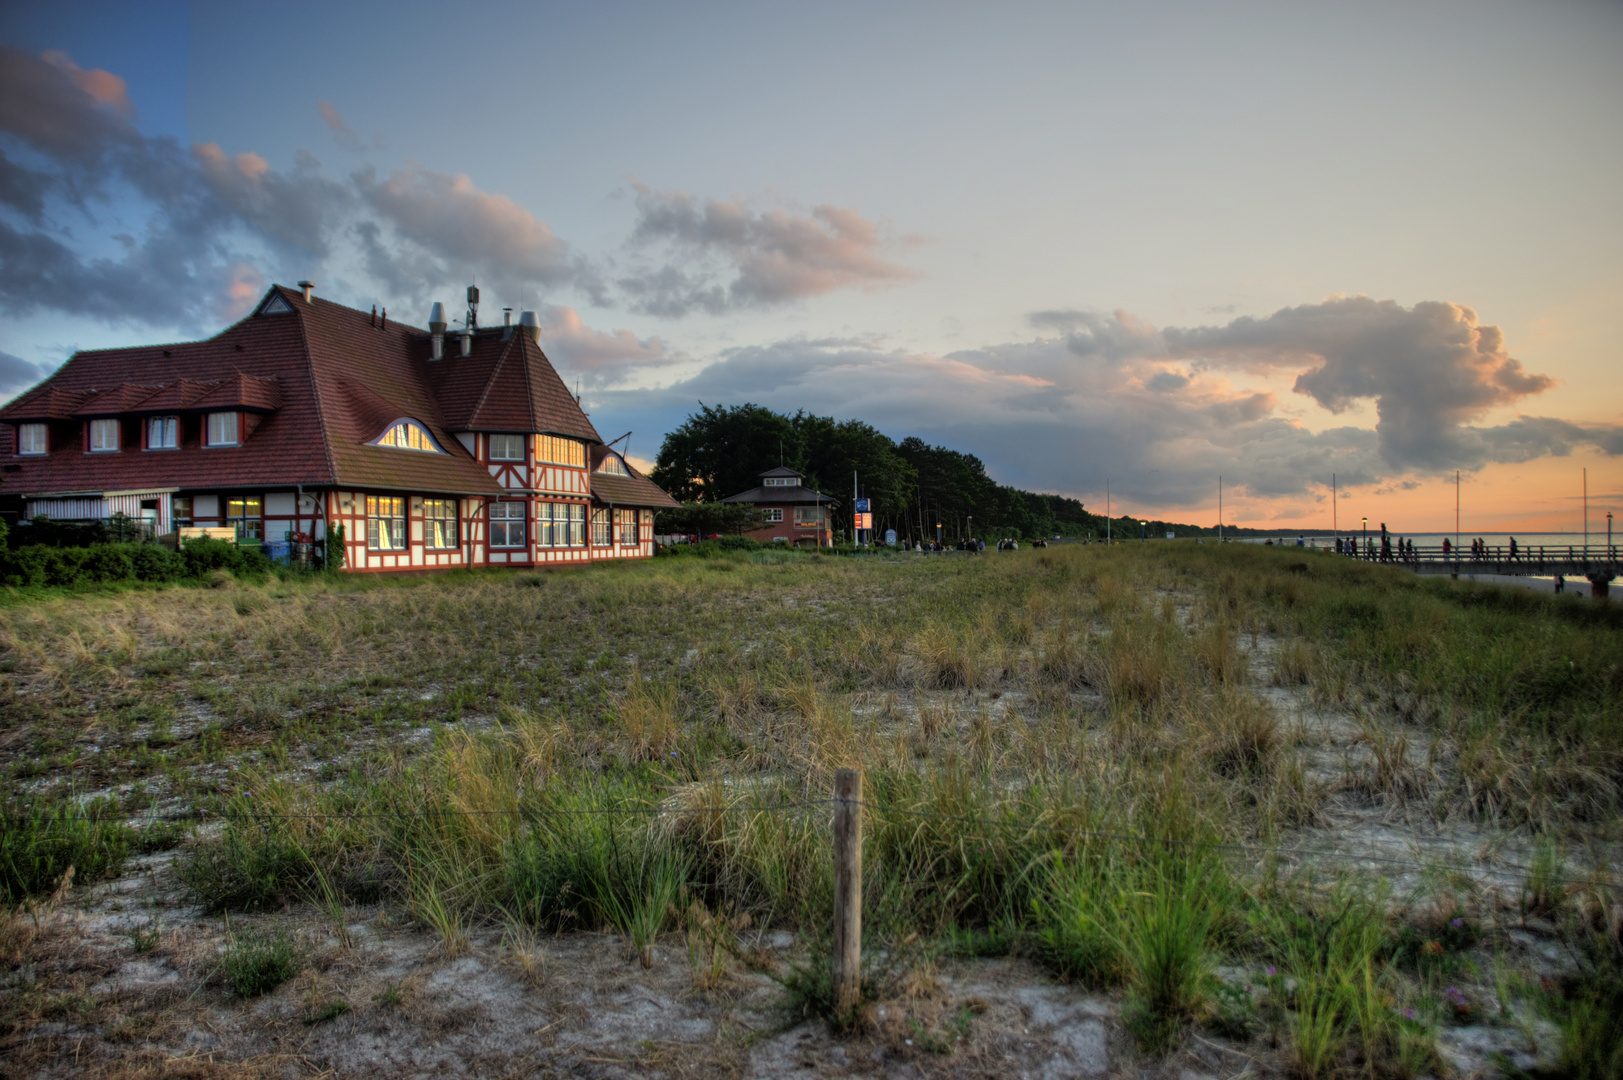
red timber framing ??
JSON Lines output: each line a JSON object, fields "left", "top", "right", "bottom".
{"left": 0, "top": 284, "right": 678, "bottom": 573}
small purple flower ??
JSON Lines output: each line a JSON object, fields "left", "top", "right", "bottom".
{"left": 1400, "top": 1007, "right": 1416, "bottom": 1020}
{"left": 1450, "top": 917, "right": 1464, "bottom": 928}
{"left": 1266, "top": 965, "right": 1276, "bottom": 977}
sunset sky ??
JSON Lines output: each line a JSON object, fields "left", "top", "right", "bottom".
{"left": 1, "top": 0, "right": 1618, "bottom": 533}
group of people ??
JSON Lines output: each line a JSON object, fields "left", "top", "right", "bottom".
{"left": 906, "top": 537, "right": 1043, "bottom": 553}
{"left": 1334, "top": 523, "right": 1420, "bottom": 563}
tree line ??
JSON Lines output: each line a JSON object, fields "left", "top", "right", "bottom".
{"left": 650, "top": 403, "right": 1105, "bottom": 543}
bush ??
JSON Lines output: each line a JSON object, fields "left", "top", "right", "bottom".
{"left": 0, "top": 542, "right": 186, "bottom": 587}
{"left": 0, "top": 797, "right": 134, "bottom": 902}
{"left": 219, "top": 927, "right": 303, "bottom": 997}
{"left": 181, "top": 536, "right": 271, "bottom": 579}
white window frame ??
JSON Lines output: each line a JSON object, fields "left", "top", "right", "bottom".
{"left": 617, "top": 508, "right": 639, "bottom": 546}
{"left": 366, "top": 495, "right": 407, "bottom": 551}
{"left": 795, "top": 506, "right": 823, "bottom": 525}
{"left": 596, "top": 454, "right": 629, "bottom": 476}
{"left": 764, "top": 477, "right": 795, "bottom": 487}
{"left": 89, "top": 418, "right": 120, "bottom": 452}
{"left": 489, "top": 501, "right": 526, "bottom": 548}
{"left": 17, "top": 423, "right": 46, "bottom": 455}
{"left": 374, "top": 420, "right": 445, "bottom": 454}
{"left": 488, "top": 434, "right": 525, "bottom": 461}
{"left": 761, "top": 508, "right": 783, "bottom": 522}
{"left": 207, "top": 412, "right": 239, "bottom": 446}
{"left": 591, "top": 508, "right": 611, "bottom": 547}
{"left": 148, "top": 415, "right": 178, "bottom": 450}
{"left": 423, "top": 498, "right": 458, "bottom": 549}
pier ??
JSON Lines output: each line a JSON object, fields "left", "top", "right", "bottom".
{"left": 1333, "top": 542, "right": 1620, "bottom": 597}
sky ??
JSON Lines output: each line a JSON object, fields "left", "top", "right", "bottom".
{"left": 1, "top": 0, "right": 1619, "bottom": 533}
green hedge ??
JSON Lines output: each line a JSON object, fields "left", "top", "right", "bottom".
{"left": 0, "top": 536, "right": 271, "bottom": 588}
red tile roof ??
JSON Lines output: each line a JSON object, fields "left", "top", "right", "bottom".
{"left": 425, "top": 327, "right": 602, "bottom": 442}
{"left": 0, "top": 286, "right": 614, "bottom": 500}
{"left": 588, "top": 444, "right": 679, "bottom": 508}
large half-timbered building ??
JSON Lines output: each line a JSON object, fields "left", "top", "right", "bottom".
{"left": 0, "top": 284, "right": 676, "bottom": 571}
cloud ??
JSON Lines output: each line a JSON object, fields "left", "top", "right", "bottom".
{"left": 596, "top": 298, "right": 1621, "bottom": 510}
{"left": 1159, "top": 296, "right": 1560, "bottom": 471}
{"left": 619, "top": 183, "right": 918, "bottom": 316}
{"left": 354, "top": 162, "right": 578, "bottom": 301}
{"left": 534, "top": 305, "right": 671, "bottom": 380}
{"left": 193, "top": 143, "right": 352, "bottom": 255}
{"left": 317, "top": 100, "right": 363, "bottom": 152}
{"left": 0, "top": 348, "right": 47, "bottom": 399}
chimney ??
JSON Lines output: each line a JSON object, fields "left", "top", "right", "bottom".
{"left": 428, "top": 302, "right": 446, "bottom": 361}
{"left": 503, "top": 307, "right": 512, "bottom": 326}
{"left": 298, "top": 280, "right": 314, "bottom": 303}
{"left": 519, "top": 310, "right": 540, "bottom": 344}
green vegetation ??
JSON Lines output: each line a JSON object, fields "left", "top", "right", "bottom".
{"left": 218, "top": 925, "right": 303, "bottom": 997}
{"left": 1, "top": 542, "right": 1619, "bottom": 1070}
{"left": 650, "top": 401, "right": 1094, "bottom": 541}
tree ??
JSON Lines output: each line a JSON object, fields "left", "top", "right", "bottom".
{"left": 650, "top": 403, "right": 796, "bottom": 502}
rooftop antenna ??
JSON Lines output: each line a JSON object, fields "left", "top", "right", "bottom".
{"left": 465, "top": 283, "right": 480, "bottom": 331}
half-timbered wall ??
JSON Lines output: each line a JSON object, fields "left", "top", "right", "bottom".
{"left": 328, "top": 489, "right": 480, "bottom": 572}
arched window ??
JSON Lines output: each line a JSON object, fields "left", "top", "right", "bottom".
{"left": 596, "top": 453, "right": 629, "bottom": 476}
{"left": 372, "top": 419, "right": 445, "bottom": 453}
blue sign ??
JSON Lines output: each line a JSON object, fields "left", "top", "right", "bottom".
{"left": 855, "top": 498, "right": 869, "bottom": 513}
{"left": 885, "top": 529, "right": 897, "bottom": 544}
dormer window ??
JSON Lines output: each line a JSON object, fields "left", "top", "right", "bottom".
{"left": 147, "top": 416, "right": 178, "bottom": 449}
{"left": 17, "top": 423, "right": 46, "bottom": 455}
{"left": 764, "top": 477, "right": 797, "bottom": 487}
{"left": 596, "top": 453, "right": 629, "bottom": 476}
{"left": 89, "top": 418, "right": 120, "bottom": 452}
{"left": 373, "top": 419, "right": 445, "bottom": 453}
{"left": 207, "top": 412, "right": 238, "bottom": 446}
{"left": 489, "top": 434, "right": 525, "bottom": 461}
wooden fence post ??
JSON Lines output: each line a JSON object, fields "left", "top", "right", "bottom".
{"left": 832, "top": 768, "right": 863, "bottom": 1014}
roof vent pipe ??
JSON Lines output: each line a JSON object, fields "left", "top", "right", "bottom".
{"left": 460, "top": 330, "right": 472, "bottom": 358}
{"left": 428, "top": 302, "right": 446, "bottom": 361}
{"left": 503, "top": 307, "right": 512, "bottom": 326}
{"left": 519, "top": 310, "right": 540, "bottom": 344}
{"left": 298, "top": 281, "right": 314, "bottom": 303}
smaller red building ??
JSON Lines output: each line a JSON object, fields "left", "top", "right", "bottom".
{"left": 721, "top": 467, "right": 838, "bottom": 547}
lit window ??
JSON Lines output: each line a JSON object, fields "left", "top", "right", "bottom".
{"left": 489, "top": 501, "right": 526, "bottom": 547}
{"left": 374, "top": 420, "right": 444, "bottom": 453}
{"left": 148, "top": 416, "right": 178, "bottom": 449}
{"left": 536, "top": 502, "right": 587, "bottom": 547}
{"left": 616, "top": 508, "right": 638, "bottom": 546}
{"left": 17, "top": 423, "right": 46, "bottom": 455}
{"left": 591, "top": 508, "right": 611, "bottom": 546}
{"left": 536, "top": 435, "right": 584, "bottom": 466}
{"left": 367, "top": 496, "right": 406, "bottom": 550}
{"left": 227, "top": 496, "right": 263, "bottom": 541}
{"left": 762, "top": 508, "right": 783, "bottom": 523}
{"left": 207, "top": 412, "right": 238, "bottom": 446}
{"left": 489, "top": 434, "right": 525, "bottom": 461}
{"left": 424, "top": 499, "right": 458, "bottom": 549}
{"left": 596, "top": 454, "right": 629, "bottom": 476}
{"left": 90, "top": 418, "right": 120, "bottom": 452}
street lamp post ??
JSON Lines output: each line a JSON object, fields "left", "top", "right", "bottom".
{"left": 1140, "top": 520, "right": 1147, "bottom": 543}
{"left": 1362, "top": 516, "right": 1368, "bottom": 560}
{"left": 967, "top": 515, "right": 973, "bottom": 546}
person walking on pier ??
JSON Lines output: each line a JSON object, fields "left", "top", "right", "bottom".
{"left": 1556, "top": 574, "right": 1566, "bottom": 594}
{"left": 1509, "top": 536, "right": 1519, "bottom": 562}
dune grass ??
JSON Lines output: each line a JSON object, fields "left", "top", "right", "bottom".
{"left": 2, "top": 541, "right": 1620, "bottom": 1067}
